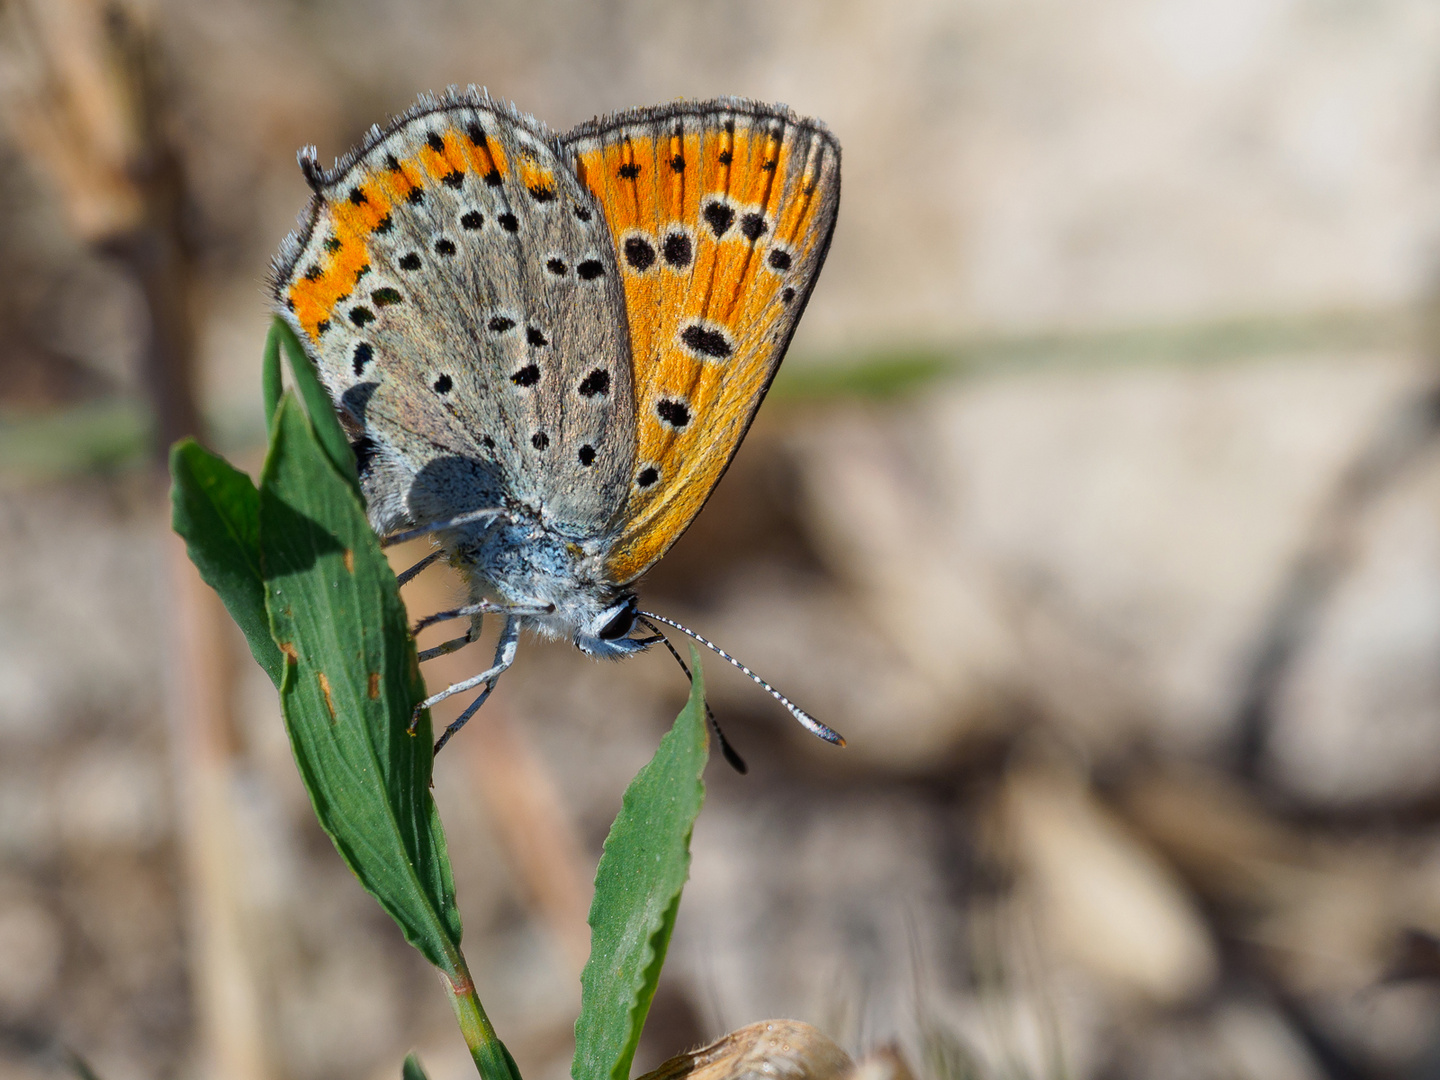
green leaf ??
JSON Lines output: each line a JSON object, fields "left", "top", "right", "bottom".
{"left": 402, "top": 1053, "right": 431, "bottom": 1080}
{"left": 262, "top": 320, "right": 284, "bottom": 427}
{"left": 259, "top": 393, "right": 462, "bottom": 970}
{"left": 266, "top": 316, "right": 360, "bottom": 496}
{"left": 169, "top": 438, "right": 284, "bottom": 684}
{"left": 573, "top": 654, "right": 709, "bottom": 1080}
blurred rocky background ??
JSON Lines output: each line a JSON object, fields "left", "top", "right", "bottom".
{"left": 5, "top": 1, "right": 1440, "bottom": 1079}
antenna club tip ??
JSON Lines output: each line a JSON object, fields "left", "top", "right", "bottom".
{"left": 798, "top": 710, "right": 846, "bottom": 747}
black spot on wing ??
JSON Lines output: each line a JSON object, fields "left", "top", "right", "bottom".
{"left": 656, "top": 399, "right": 690, "bottom": 428}
{"left": 510, "top": 363, "right": 540, "bottom": 387}
{"left": 702, "top": 200, "right": 734, "bottom": 237}
{"left": 679, "top": 323, "right": 732, "bottom": 359}
{"left": 399, "top": 252, "right": 421, "bottom": 271}
{"left": 578, "top": 369, "right": 610, "bottom": 397}
{"left": 577, "top": 259, "right": 605, "bottom": 280}
{"left": 662, "top": 233, "right": 692, "bottom": 267}
{"left": 624, "top": 237, "right": 656, "bottom": 271}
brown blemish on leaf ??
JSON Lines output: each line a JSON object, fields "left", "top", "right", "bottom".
{"left": 317, "top": 672, "right": 337, "bottom": 719}
{"left": 279, "top": 642, "right": 298, "bottom": 662}
{"left": 368, "top": 672, "right": 380, "bottom": 699}
{"left": 343, "top": 548, "right": 354, "bottom": 573}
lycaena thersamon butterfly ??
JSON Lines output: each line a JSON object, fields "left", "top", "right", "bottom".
{"left": 272, "top": 89, "right": 843, "bottom": 764}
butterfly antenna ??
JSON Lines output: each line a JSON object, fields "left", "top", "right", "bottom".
{"left": 637, "top": 617, "right": 747, "bottom": 774}
{"left": 638, "top": 611, "right": 846, "bottom": 747}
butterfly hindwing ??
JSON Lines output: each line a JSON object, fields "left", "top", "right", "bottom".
{"left": 561, "top": 99, "right": 841, "bottom": 585}
{"left": 273, "top": 92, "right": 636, "bottom": 537}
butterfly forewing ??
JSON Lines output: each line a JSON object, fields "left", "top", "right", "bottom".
{"left": 561, "top": 100, "right": 841, "bottom": 585}
{"left": 273, "top": 93, "right": 636, "bottom": 536}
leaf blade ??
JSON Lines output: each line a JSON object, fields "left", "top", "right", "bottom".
{"left": 268, "top": 316, "right": 360, "bottom": 495}
{"left": 260, "top": 393, "right": 461, "bottom": 969}
{"left": 169, "top": 438, "right": 284, "bottom": 684}
{"left": 262, "top": 319, "right": 283, "bottom": 427}
{"left": 573, "top": 654, "right": 709, "bottom": 1080}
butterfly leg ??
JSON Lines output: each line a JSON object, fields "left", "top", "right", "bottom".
{"left": 380, "top": 508, "right": 507, "bottom": 548}
{"left": 396, "top": 549, "right": 444, "bottom": 587}
{"left": 410, "top": 615, "right": 520, "bottom": 745}
{"left": 433, "top": 680, "right": 494, "bottom": 754}
{"left": 413, "top": 599, "right": 551, "bottom": 635}
{"left": 417, "top": 612, "right": 483, "bottom": 662}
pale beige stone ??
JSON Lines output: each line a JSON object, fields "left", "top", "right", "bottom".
{"left": 638, "top": 1020, "right": 853, "bottom": 1080}
{"left": 0, "top": 893, "right": 62, "bottom": 1013}
{"left": 1003, "top": 766, "right": 1218, "bottom": 1004}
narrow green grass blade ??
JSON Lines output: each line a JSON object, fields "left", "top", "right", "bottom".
{"left": 402, "top": 1053, "right": 431, "bottom": 1080}
{"left": 573, "top": 652, "right": 709, "bottom": 1080}
{"left": 260, "top": 393, "right": 462, "bottom": 970}
{"left": 267, "top": 316, "right": 360, "bottom": 496}
{"left": 61, "top": 1046, "right": 104, "bottom": 1080}
{"left": 170, "top": 438, "right": 284, "bottom": 684}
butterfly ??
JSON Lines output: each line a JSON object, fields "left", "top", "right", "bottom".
{"left": 272, "top": 88, "right": 842, "bottom": 760}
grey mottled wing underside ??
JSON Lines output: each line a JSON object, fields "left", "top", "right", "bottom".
{"left": 272, "top": 91, "right": 636, "bottom": 538}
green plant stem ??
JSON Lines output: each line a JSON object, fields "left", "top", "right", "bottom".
{"left": 440, "top": 955, "right": 520, "bottom": 1080}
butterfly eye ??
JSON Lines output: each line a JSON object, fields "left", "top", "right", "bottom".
{"left": 596, "top": 595, "right": 638, "bottom": 640}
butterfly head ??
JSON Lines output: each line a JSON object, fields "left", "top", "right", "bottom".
{"left": 574, "top": 592, "right": 647, "bottom": 659}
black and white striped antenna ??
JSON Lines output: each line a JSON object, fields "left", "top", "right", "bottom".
{"left": 638, "top": 611, "right": 846, "bottom": 747}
